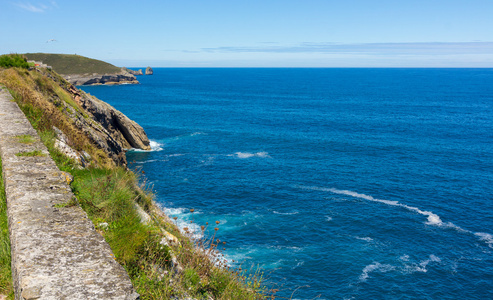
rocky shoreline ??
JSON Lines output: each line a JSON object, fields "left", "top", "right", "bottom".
{"left": 63, "top": 71, "right": 139, "bottom": 86}
{"left": 64, "top": 67, "right": 154, "bottom": 86}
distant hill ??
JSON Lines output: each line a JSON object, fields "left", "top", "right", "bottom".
{"left": 23, "top": 53, "right": 138, "bottom": 85}
{"left": 24, "top": 53, "right": 121, "bottom": 75}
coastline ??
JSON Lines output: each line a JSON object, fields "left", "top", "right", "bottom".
{"left": 0, "top": 62, "right": 270, "bottom": 299}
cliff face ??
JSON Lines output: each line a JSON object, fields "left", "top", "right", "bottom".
{"left": 72, "top": 86, "right": 151, "bottom": 151}
{"left": 145, "top": 66, "right": 153, "bottom": 75}
{"left": 63, "top": 83, "right": 151, "bottom": 166}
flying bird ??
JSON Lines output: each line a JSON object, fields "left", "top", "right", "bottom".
{"left": 46, "top": 39, "right": 57, "bottom": 43}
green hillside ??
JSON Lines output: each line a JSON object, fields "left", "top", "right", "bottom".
{"left": 24, "top": 53, "right": 121, "bottom": 75}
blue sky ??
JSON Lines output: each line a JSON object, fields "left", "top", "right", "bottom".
{"left": 1, "top": 0, "right": 492, "bottom": 67}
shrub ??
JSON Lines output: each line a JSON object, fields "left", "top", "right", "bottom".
{"left": 0, "top": 54, "right": 30, "bottom": 69}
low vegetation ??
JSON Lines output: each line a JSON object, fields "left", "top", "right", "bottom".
{"left": 0, "top": 65, "right": 273, "bottom": 299}
{"left": 0, "top": 67, "right": 115, "bottom": 168}
{"left": 15, "top": 150, "right": 45, "bottom": 157}
{"left": 24, "top": 53, "right": 121, "bottom": 75}
{"left": 0, "top": 54, "right": 32, "bottom": 69}
{"left": 0, "top": 156, "right": 14, "bottom": 299}
{"left": 15, "top": 134, "right": 36, "bottom": 144}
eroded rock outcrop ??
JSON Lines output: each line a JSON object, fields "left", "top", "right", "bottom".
{"left": 53, "top": 126, "right": 91, "bottom": 167}
{"left": 40, "top": 68, "right": 151, "bottom": 166}
{"left": 62, "top": 84, "right": 151, "bottom": 165}
{"left": 122, "top": 67, "right": 143, "bottom": 76}
{"left": 145, "top": 66, "right": 153, "bottom": 75}
{"left": 78, "top": 90, "right": 151, "bottom": 151}
{"left": 64, "top": 71, "right": 139, "bottom": 86}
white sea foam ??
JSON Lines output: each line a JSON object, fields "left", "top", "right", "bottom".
{"left": 403, "top": 254, "right": 441, "bottom": 274}
{"left": 293, "top": 260, "right": 305, "bottom": 269}
{"left": 162, "top": 207, "right": 202, "bottom": 237}
{"left": 127, "top": 140, "right": 164, "bottom": 152}
{"left": 475, "top": 232, "right": 493, "bottom": 249}
{"left": 133, "top": 159, "right": 158, "bottom": 164}
{"left": 273, "top": 210, "right": 299, "bottom": 215}
{"left": 234, "top": 152, "right": 271, "bottom": 159}
{"left": 355, "top": 236, "right": 373, "bottom": 242}
{"left": 326, "top": 216, "right": 333, "bottom": 222}
{"left": 360, "top": 255, "right": 441, "bottom": 281}
{"left": 422, "top": 254, "right": 441, "bottom": 265}
{"left": 303, "top": 186, "right": 445, "bottom": 227}
{"left": 164, "top": 207, "right": 187, "bottom": 216}
{"left": 297, "top": 185, "right": 493, "bottom": 249}
{"left": 150, "top": 140, "right": 164, "bottom": 151}
{"left": 359, "top": 262, "right": 395, "bottom": 281}
{"left": 399, "top": 254, "right": 410, "bottom": 262}
{"left": 269, "top": 245, "right": 303, "bottom": 252}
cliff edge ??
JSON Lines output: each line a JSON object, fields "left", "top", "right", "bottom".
{"left": 0, "top": 64, "right": 150, "bottom": 167}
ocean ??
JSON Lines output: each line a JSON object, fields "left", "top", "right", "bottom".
{"left": 80, "top": 68, "right": 493, "bottom": 299}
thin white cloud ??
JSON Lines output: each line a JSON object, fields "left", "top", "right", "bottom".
{"left": 201, "top": 42, "right": 493, "bottom": 56}
{"left": 15, "top": 1, "right": 57, "bottom": 13}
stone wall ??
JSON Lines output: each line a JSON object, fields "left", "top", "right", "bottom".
{"left": 0, "top": 86, "right": 139, "bottom": 299}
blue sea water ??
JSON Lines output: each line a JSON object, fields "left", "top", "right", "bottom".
{"left": 80, "top": 68, "right": 493, "bottom": 299}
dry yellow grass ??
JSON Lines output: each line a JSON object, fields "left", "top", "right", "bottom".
{"left": 0, "top": 67, "right": 115, "bottom": 168}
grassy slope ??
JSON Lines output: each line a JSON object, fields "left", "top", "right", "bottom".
{"left": 0, "top": 67, "right": 115, "bottom": 169}
{"left": 24, "top": 53, "right": 121, "bottom": 75}
{"left": 0, "top": 67, "right": 272, "bottom": 299}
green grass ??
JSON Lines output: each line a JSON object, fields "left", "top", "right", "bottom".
{"left": 0, "top": 156, "right": 14, "bottom": 299}
{"left": 23, "top": 53, "right": 121, "bottom": 75}
{"left": 15, "top": 150, "right": 45, "bottom": 157}
{"left": 15, "top": 134, "right": 35, "bottom": 144}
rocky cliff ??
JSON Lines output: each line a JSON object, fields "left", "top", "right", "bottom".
{"left": 63, "top": 80, "right": 151, "bottom": 166}
{"left": 145, "top": 66, "right": 153, "bottom": 75}
{"left": 72, "top": 85, "right": 151, "bottom": 151}
{"left": 64, "top": 71, "right": 139, "bottom": 86}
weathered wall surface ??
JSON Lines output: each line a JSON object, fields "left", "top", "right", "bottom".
{"left": 0, "top": 86, "right": 139, "bottom": 299}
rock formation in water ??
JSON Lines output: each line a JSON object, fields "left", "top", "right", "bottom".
{"left": 145, "top": 66, "right": 153, "bottom": 75}
{"left": 122, "top": 67, "right": 143, "bottom": 75}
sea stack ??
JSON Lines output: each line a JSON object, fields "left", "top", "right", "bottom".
{"left": 145, "top": 66, "right": 153, "bottom": 75}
